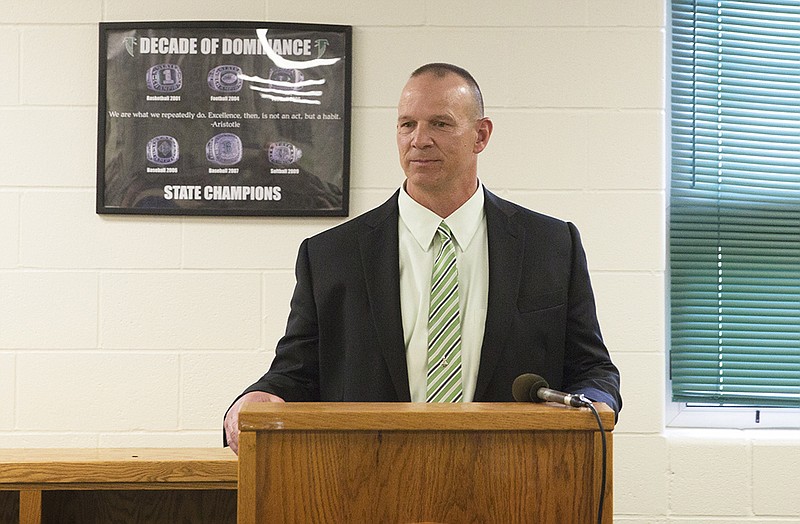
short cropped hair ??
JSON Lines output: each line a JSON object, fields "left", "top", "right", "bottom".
{"left": 410, "top": 63, "right": 485, "bottom": 118}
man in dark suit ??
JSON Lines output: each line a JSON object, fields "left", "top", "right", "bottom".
{"left": 224, "top": 63, "right": 621, "bottom": 453}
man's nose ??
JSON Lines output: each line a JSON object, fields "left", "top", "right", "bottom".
{"left": 411, "top": 124, "right": 434, "bottom": 148}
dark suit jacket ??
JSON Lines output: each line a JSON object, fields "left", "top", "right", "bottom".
{"left": 232, "top": 188, "right": 621, "bottom": 418}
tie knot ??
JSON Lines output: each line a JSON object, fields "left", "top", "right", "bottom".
{"left": 437, "top": 221, "right": 453, "bottom": 242}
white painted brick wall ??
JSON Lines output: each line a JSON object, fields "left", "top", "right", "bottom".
{"left": 104, "top": 1, "right": 266, "bottom": 21}
{"left": 615, "top": 435, "right": 669, "bottom": 515}
{"left": 0, "top": 31, "right": 20, "bottom": 103}
{"left": 1, "top": 109, "right": 96, "bottom": 186}
{"left": 0, "top": 354, "right": 14, "bottom": 430}
{"left": 21, "top": 192, "right": 183, "bottom": 268}
{"left": 0, "top": 272, "right": 99, "bottom": 348}
{"left": 3, "top": 1, "right": 100, "bottom": 23}
{"left": 670, "top": 434, "right": 752, "bottom": 516}
{"left": 1, "top": 1, "right": 798, "bottom": 521}
{"left": 17, "top": 352, "right": 181, "bottom": 431}
{"left": 22, "top": 26, "right": 97, "bottom": 106}
{"left": 752, "top": 437, "right": 800, "bottom": 515}
{"left": 0, "top": 194, "right": 20, "bottom": 268}
{"left": 99, "top": 272, "right": 262, "bottom": 349}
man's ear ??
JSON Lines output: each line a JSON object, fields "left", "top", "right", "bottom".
{"left": 474, "top": 117, "right": 493, "bottom": 154}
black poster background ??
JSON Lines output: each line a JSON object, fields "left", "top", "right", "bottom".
{"left": 97, "top": 21, "right": 351, "bottom": 216}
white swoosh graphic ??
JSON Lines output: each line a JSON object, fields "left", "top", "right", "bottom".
{"left": 257, "top": 28, "right": 341, "bottom": 69}
{"left": 238, "top": 73, "right": 326, "bottom": 88}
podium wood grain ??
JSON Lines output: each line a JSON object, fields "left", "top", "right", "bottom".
{"left": 238, "top": 402, "right": 614, "bottom": 524}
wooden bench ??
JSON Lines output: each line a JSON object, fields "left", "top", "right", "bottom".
{"left": 0, "top": 448, "right": 237, "bottom": 524}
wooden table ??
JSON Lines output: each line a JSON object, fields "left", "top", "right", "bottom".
{"left": 0, "top": 448, "right": 237, "bottom": 524}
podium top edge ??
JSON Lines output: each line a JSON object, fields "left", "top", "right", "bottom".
{"left": 239, "top": 402, "right": 615, "bottom": 432}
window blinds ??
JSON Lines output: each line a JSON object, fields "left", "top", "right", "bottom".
{"left": 670, "top": 0, "right": 800, "bottom": 407}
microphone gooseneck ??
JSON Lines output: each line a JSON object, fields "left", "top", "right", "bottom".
{"left": 512, "top": 373, "right": 591, "bottom": 408}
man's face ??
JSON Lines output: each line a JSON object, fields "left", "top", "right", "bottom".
{"left": 396, "top": 73, "right": 489, "bottom": 195}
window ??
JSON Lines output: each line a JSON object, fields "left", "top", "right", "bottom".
{"left": 669, "top": 0, "right": 800, "bottom": 416}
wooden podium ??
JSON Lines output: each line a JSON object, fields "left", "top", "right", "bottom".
{"left": 237, "top": 402, "right": 614, "bottom": 524}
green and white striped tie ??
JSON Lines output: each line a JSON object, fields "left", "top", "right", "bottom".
{"left": 426, "top": 221, "right": 463, "bottom": 403}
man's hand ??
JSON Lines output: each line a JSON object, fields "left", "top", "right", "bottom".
{"left": 224, "top": 391, "right": 284, "bottom": 455}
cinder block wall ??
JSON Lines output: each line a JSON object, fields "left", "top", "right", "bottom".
{"left": 1, "top": 1, "right": 798, "bottom": 521}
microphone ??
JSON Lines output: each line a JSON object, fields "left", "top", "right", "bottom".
{"left": 512, "top": 373, "right": 591, "bottom": 408}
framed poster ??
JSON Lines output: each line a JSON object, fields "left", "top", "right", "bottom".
{"left": 97, "top": 21, "right": 351, "bottom": 216}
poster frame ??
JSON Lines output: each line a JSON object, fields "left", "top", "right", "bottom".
{"left": 96, "top": 20, "right": 352, "bottom": 217}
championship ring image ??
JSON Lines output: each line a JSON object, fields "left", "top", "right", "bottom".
{"left": 268, "top": 67, "right": 304, "bottom": 87}
{"left": 146, "top": 63, "right": 183, "bottom": 92}
{"left": 146, "top": 135, "right": 179, "bottom": 165}
{"left": 268, "top": 141, "right": 302, "bottom": 165}
{"left": 207, "top": 65, "right": 243, "bottom": 93}
{"left": 206, "top": 133, "right": 242, "bottom": 165}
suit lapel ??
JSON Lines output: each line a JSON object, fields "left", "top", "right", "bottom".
{"left": 358, "top": 192, "right": 411, "bottom": 400}
{"left": 474, "top": 189, "right": 524, "bottom": 400}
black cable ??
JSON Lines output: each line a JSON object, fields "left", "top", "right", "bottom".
{"left": 582, "top": 398, "right": 607, "bottom": 524}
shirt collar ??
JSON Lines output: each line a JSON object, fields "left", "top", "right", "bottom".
{"left": 398, "top": 182, "right": 485, "bottom": 252}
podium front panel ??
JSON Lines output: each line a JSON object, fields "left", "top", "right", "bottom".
{"left": 238, "top": 402, "right": 613, "bottom": 523}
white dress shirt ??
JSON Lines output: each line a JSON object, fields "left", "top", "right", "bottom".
{"left": 398, "top": 183, "right": 489, "bottom": 402}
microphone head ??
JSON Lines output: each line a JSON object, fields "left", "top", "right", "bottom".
{"left": 512, "top": 373, "right": 550, "bottom": 402}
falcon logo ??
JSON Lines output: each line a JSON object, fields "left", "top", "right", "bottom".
{"left": 124, "top": 37, "right": 137, "bottom": 57}
{"left": 315, "top": 39, "right": 329, "bottom": 58}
